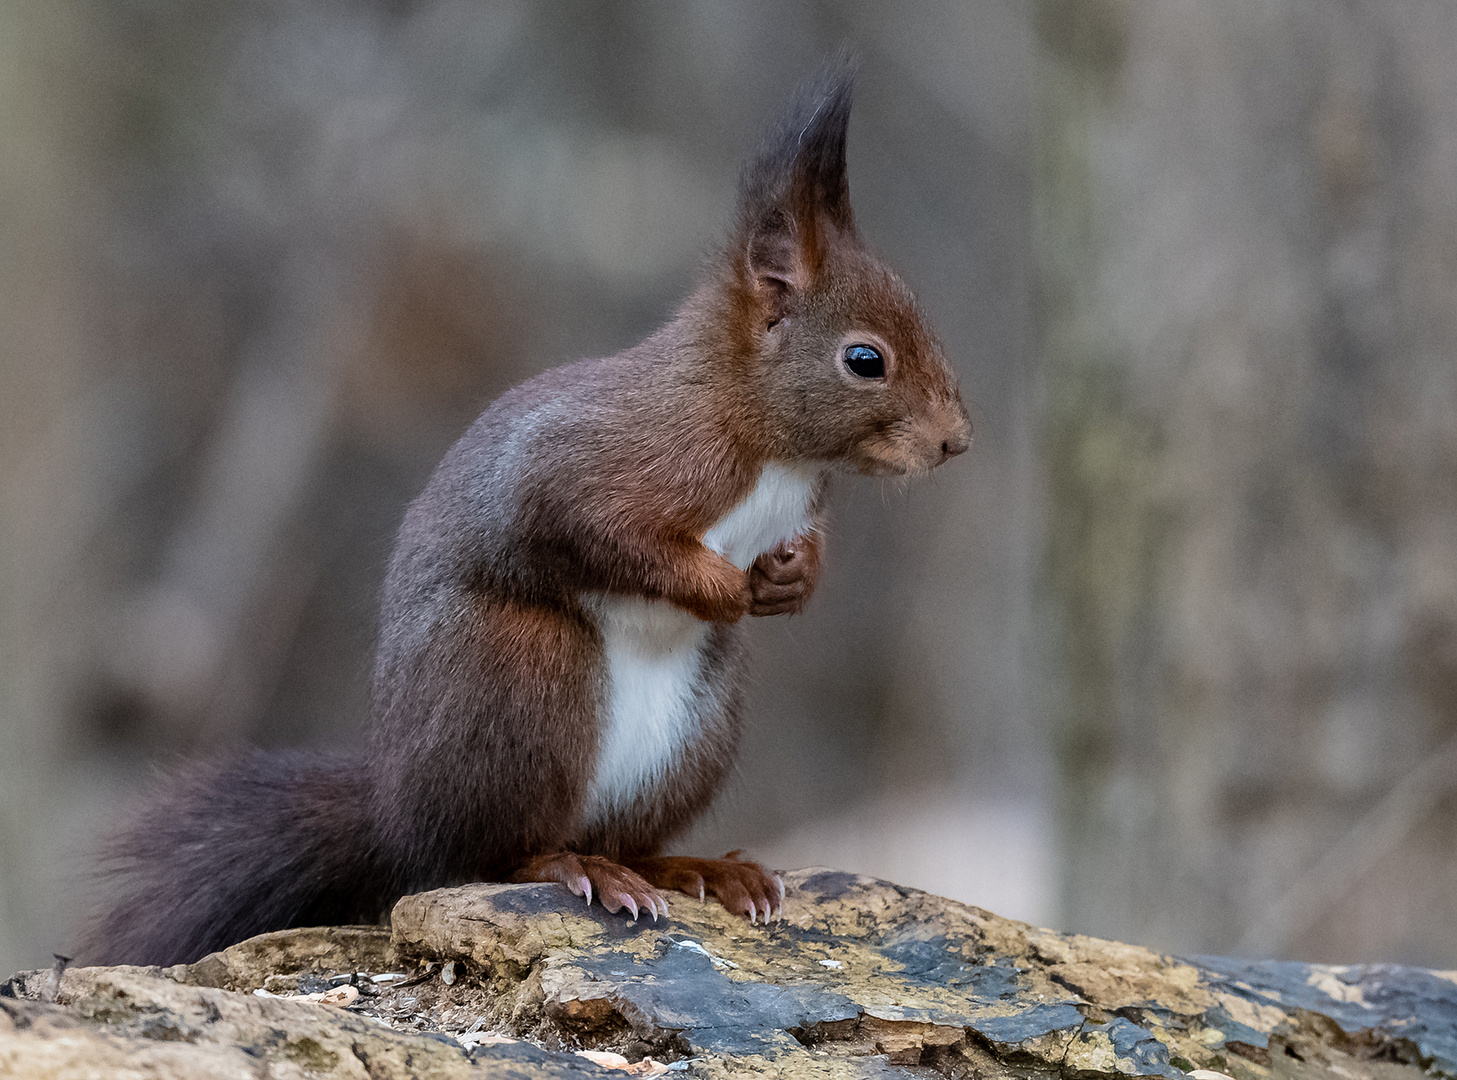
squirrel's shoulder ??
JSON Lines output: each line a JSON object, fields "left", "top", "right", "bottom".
{"left": 452, "top": 331, "right": 726, "bottom": 464}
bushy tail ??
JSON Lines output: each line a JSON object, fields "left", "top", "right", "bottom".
{"left": 81, "top": 749, "right": 390, "bottom": 967}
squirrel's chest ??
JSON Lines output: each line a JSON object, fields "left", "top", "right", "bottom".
{"left": 581, "top": 463, "right": 819, "bottom": 824}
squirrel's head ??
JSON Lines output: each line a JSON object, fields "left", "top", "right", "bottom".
{"left": 723, "top": 58, "right": 970, "bottom": 476}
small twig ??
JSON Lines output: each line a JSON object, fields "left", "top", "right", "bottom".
{"left": 43, "top": 954, "right": 72, "bottom": 1004}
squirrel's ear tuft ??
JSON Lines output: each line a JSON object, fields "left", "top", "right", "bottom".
{"left": 736, "top": 52, "right": 858, "bottom": 317}
{"left": 740, "top": 52, "right": 857, "bottom": 231}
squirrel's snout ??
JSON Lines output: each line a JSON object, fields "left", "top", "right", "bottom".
{"left": 941, "top": 428, "right": 971, "bottom": 461}
{"left": 934, "top": 404, "right": 972, "bottom": 464}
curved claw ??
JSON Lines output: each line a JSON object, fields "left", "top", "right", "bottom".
{"left": 626, "top": 853, "right": 782, "bottom": 928}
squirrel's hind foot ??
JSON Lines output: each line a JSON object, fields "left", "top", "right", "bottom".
{"left": 512, "top": 852, "right": 667, "bottom": 922}
{"left": 628, "top": 852, "right": 784, "bottom": 925}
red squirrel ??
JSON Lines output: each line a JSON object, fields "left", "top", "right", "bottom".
{"left": 83, "top": 60, "right": 970, "bottom": 966}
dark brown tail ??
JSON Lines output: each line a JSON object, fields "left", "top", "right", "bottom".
{"left": 81, "top": 749, "right": 391, "bottom": 967}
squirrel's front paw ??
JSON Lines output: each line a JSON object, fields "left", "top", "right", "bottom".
{"left": 681, "top": 553, "right": 752, "bottom": 623}
{"left": 749, "top": 540, "right": 816, "bottom": 616}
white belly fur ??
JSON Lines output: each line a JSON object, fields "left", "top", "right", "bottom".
{"left": 583, "top": 462, "right": 820, "bottom": 823}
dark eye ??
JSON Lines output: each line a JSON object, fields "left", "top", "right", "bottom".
{"left": 843, "top": 343, "right": 885, "bottom": 379}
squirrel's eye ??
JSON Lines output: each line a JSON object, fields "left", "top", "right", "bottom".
{"left": 843, "top": 343, "right": 885, "bottom": 379}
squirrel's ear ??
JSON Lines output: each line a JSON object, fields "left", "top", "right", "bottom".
{"left": 736, "top": 54, "right": 857, "bottom": 322}
{"left": 744, "top": 207, "right": 800, "bottom": 324}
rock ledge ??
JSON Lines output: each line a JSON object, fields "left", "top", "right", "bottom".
{"left": 3, "top": 869, "right": 1455, "bottom": 1078}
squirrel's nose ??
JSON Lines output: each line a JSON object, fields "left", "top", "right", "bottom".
{"left": 939, "top": 410, "right": 972, "bottom": 461}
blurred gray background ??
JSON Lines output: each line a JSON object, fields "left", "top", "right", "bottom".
{"left": 2, "top": 0, "right": 1454, "bottom": 977}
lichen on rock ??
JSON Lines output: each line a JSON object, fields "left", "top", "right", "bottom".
{"left": 3, "top": 869, "right": 1455, "bottom": 1078}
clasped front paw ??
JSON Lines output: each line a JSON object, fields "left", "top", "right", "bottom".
{"left": 749, "top": 539, "right": 816, "bottom": 616}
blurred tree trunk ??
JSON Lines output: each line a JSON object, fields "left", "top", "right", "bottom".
{"left": 1036, "top": 0, "right": 1457, "bottom": 963}
{"left": 0, "top": 1, "right": 102, "bottom": 976}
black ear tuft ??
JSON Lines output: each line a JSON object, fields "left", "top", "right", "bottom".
{"left": 736, "top": 52, "right": 858, "bottom": 312}
{"left": 739, "top": 51, "right": 858, "bottom": 236}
